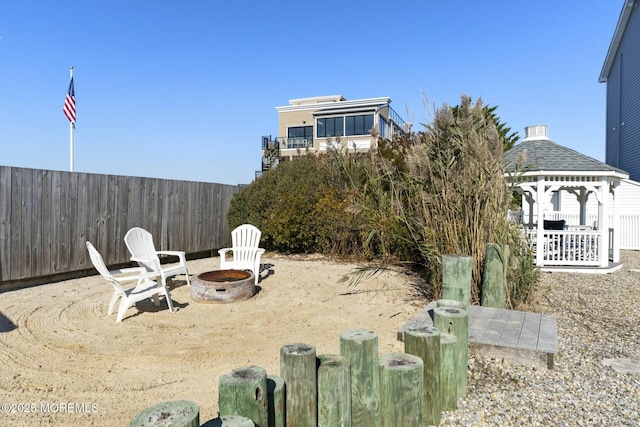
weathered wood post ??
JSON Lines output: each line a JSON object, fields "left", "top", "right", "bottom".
{"left": 317, "top": 354, "right": 351, "bottom": 427}
{"left": 481, "top": 243, "right": 507, "bottom": 308}
{"left": 280, "top": 343, "right": 317, "bottom": 427}
{"left": 433, "top": 307, "right": 469, "bottom": 398}
{"left": 441, "top": 254, "right": 472, "bottom": 309}
{"left": 130, "top": 400, "right": 199, "bottom": 427}
{"left": 267, "top": 375, "right": 285, "bottom": 427}
{"left": 439, "top": 333, "right": 458, "bottom": 411}
{"left": 339, "top": 329, "right": 381, "bottom": 427}
{"left": 379, "top": 353, "right": 423, "bottom": 427}
{"left": 218, "top": 366, "right": 268, "bottom": 427}
{"left": 436, "top": 299, "right": 466, "bottom": 310}
{"left": 403, "top": 325, "right": 441, "bottom": 427}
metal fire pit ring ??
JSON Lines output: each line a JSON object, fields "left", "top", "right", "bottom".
{"left": 190, "top": 269, "right": 256, "bottom": 303}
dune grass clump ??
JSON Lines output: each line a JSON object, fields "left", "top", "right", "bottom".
{"left": 228, "top": 95, "right": 538, "bottom": 308}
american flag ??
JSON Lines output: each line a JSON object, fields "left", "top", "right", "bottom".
{"left": 63, "top": 77, "right": 76, "bottom": 123}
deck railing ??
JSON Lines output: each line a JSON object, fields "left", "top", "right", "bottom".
{"left": 519, "top": 211, "right": 640, "bottom": 250}
{"left": 524, "top": 228, "right": 604, "bottom": 266}
{"left": 276, "top": 137, "right": 313, "bottom": 150}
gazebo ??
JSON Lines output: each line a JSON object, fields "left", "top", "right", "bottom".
{"left": 504, "top": 126, "right": 629, "bottom": 273}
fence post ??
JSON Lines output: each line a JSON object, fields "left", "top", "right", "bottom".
{"left": 441, "top": 255, "right": 472, "bottom": 309}
{"left": 218, "top": 366, "right": 268, "bottom": 427}
{"left": 280, "top": 343, "right": 317, "bottom": 427}
{"left": 379, "top": 353, "right": 423, "bottom": 427}
{"left": 130, "top": 400, "right": 199, "bottom": 427}
{"left": 267, "top": 375, "right": 285, "bottom": 427}
{"left": 317, "top": 354, "right": 351, "bottom": 427}
{"left": 403, "top": 325, "right": 441, "bottom": 426}
{"left": 339, "top": 329, "right": 381, "bottom": 427}
{"left": 433, "top": 307, "right": 469, "bottom": 398}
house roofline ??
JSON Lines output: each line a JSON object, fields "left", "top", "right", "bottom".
{"left": 275, "top": 97, "right": 392, "bottom": 113}
{"left": 505, "top": 170, "right": 629, "bottom": 180}
{"left": 600, "top": 0, "right": 637, "bottom": 83}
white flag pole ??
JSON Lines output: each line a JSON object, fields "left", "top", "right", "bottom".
{"left": 69, "top": 66, "right": 75, "bottom": 172}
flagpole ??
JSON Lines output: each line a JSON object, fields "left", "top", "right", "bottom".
{"left": 69, "top": 66, "right": 75, "bottom": 172}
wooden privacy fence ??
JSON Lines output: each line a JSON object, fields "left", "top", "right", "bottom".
{"left": 0, "top": 166, "right": 242, "bottom": 286}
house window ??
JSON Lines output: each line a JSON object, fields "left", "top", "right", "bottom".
{"left": 288, "top": 126, "right": 313, "bottom": 139}
{"left": 379, "top": 117, "right": 388, "bottom": 138}
{"left": 345, "top": 114, "right": 374, "bottom": 136}
{"left": 317, "top": 117, "right": 344, "bottom": 138}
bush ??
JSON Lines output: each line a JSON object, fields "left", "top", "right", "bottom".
{"left": 227, "top": 156, "right": 351, "bottom": 254}
{"left": 227, "top": 96, "right": 538, "bottom": 307}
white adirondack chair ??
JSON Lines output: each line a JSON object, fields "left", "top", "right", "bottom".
{"left": 86, "top": 241, "right": 175, "bottom": 322}
{"left": 218, "top": 224, "right": 265, "bottom": 285}
{"left": 124, "top": 227, "right": 191, "bottom": 289}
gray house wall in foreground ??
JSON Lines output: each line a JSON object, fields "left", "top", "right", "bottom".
{"left": 602, "top": 1, "right": 640, "bottom": 181}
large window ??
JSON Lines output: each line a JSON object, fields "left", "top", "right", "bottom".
{"left": 288, "top": 126, "right": 313, "bottom": 139}
{"left": 379, "top": 117, "right": 388, "bottom": 138}
{"left": 285, "top": 126, "right": 313, "bottom": 149}
{"left": 345, "top": 114, "right": 374, "bottom": 136}
{"left": 317, "top": 114, "right": 374, "bottom": 138}
{"left": 316, "top": 117, "right": 344, "bottom": 138}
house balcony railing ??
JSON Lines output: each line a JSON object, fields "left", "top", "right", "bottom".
{"left": 276, "top": 137, "right": 314, "bottom": 150}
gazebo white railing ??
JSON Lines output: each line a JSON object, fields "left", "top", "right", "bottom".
{"left": 523, "top": 227, "right": 607, "bottom": 266}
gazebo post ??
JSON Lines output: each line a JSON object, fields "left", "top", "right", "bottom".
{"left": 536, "top": 176, "right": 545, "bottom": 266}
{"left": 612, "top": 181, "right": 622, "bottom": 263}
{"left": 598, "top": 178, "right": 610, "bottom": 268}
{"left": 578, "top": 188, "right": 589, "bottom": 226}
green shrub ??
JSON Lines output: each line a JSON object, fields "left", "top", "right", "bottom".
{"left": 227, "top": 96, "right": 538, "bottom": 307}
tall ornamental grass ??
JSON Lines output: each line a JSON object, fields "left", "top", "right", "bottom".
{"left": 227, "top": 95, "right": 538, "bottom": 308}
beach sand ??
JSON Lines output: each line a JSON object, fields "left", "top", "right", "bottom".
{"left": 0, "top": 253, "right": 424, "bottom": 425}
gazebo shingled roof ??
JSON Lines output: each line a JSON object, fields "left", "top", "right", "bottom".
{"left": 504, "top": 139, "right": 628, "bottom": 175}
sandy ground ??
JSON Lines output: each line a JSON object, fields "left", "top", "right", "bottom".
{"left": 0, "top": 253, "right": 425, "bottom": 426}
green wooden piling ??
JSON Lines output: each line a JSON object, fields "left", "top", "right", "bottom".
{"left": 339, "top": 329, "right": 381, "bottom": 427}
{"left": 436, "top": 299, "right": 466, "bottom": 310}
{"left": 217, "top": 415, "right": 256, "bottom": 426}
{"left": 441, "top": 254, "right": 472, "bottom": 310}
{"left": 130, "top": 400, "right": 199, "bottom": 427}
{"left": 317, "top": 354, "right": 351, "bottom": 427}
{"left": 403, "top": 325, "right": 441, "bottom": 427}
{"left": 379, "top": 353, "right": 423, "bottom": 427}
{"left": 433, "top": 307, "right": 469, "bottom": 398}
{"left": 439, "top": 333, "right": 458, "bottom": 411}
{"left": 267, "top": 375, "right": 285, "bottom": 427}
{"left": 218, "top": 366, "right": 268, "bottom": 427}
{"left": 481, "top": 243, "right": 507, "bottom": 308}
{"left": 280, "top": 343, "right": 317, "bottom": 427}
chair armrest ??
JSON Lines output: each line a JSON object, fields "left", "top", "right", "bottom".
{"left": 109, "top": 266, "right": 157, "bottom": 282}
{"left": 156, "top": 250, "right": 187, "bottom": 264}
{"left": 218, "top": 248, "right": 232, "bottom": 257}
{"left": 130, "top": 256, "right": 157, "bottom": 265}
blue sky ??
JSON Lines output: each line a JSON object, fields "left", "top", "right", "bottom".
{"left": 0, "top": 1, "right": 623, "bottom": 185}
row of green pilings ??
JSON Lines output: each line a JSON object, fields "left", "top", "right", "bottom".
{"left": 131, "top": 252, "right": 498, "bottom": 427}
